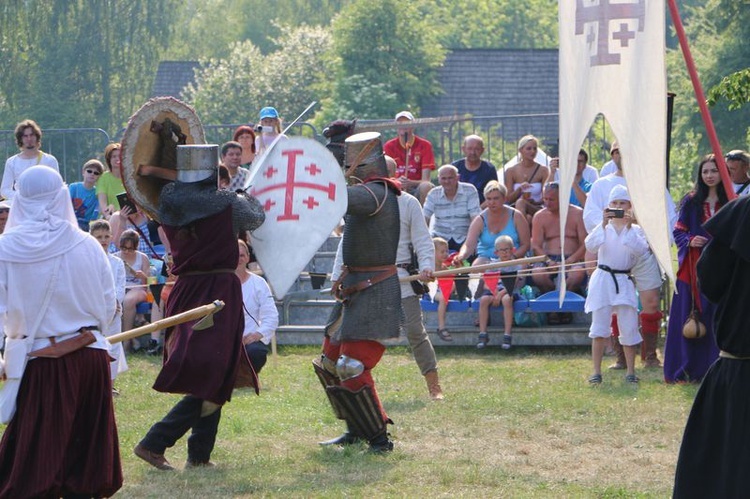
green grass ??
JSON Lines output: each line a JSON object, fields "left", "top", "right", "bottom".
{"left": 11, "top": 345, "right": 698, "bottom": 498}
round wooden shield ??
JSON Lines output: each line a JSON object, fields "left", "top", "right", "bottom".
{"left": 121, "top": 97, "right": 205, "bottom": 221}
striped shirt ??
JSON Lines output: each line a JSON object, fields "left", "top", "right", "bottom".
{"left": 423, "top": 182, "right": 481, "bottom": 244}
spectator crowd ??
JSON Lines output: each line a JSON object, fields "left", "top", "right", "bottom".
{"left": 2, "top": 113, "right": 749, "bottom": 387}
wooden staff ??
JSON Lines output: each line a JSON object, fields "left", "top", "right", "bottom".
{"left": 108, "top": 300, "right": 225, "bottom": 345}
{"left": 399, "top": 255, "right": 548, "bottom": 282}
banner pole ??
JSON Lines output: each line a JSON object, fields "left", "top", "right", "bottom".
{"left": 667, "top": 0, "right": 736, "bottom": 200}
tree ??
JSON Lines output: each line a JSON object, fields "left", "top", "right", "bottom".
{"left": 319, "top": 0, "right": 445, "bottom": 121}
{"left": 0, "top": 0, "right": 180, "bottom": 132}
{"left": 667, "top": 0, "right": 750, "bottom": 153}
{"left": 424, "top": 0, "right": 558, "bottom": 49}
{"left": 184, "top": 25, "right": 332, "bottom": 125}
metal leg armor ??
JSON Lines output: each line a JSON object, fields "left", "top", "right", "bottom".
{"left": 326, "top": 384, "right": 394, "bottom": 452}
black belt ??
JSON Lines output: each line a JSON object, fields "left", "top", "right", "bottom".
{"left": 597, "top": 264, "right": 631, "bottom": 294}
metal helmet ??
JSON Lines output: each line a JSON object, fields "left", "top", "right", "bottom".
{"left": 175, "top": 144, "right": 218, "bottom": 183}
{"left": 344, "top": 131, "right": 388, "bottom": 183}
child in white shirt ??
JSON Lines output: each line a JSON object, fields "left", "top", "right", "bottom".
{"left": 585, "top": 185, "right": 649, "bottom": 384}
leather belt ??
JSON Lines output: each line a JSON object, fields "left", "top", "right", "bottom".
{"left": 597, "top": 264, "right": 632, "bottom": 294}
{"left": 336, "top": 264, "right": 398, "bottom": 299}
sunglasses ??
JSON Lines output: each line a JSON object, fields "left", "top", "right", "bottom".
{"left": 0, "top": 209, "right": 8, "bottom": 214}
{"left": 120, "top": 245, "right": 136, "bottom": 251}
{"left": 726, "top": 153, "right": 748, "bottom": 162}
{"left": 85, "top": 169, "right": 102, "bottom": 176}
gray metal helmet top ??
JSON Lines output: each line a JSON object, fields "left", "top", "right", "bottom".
{"left": 344, "top": 131, "right": 388, "bottom": 181}
{"left": 176, "top": 144, "right": 218, "bottom": 183}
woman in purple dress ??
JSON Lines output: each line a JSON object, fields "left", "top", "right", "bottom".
{"left": 663, "top": 154, "right": 727, "bottom": 383}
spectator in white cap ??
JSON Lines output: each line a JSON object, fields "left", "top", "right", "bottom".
{"left": 383, "top": 110, "right": 436, "bottom": 204}
{"left": 255, "top": 106, "right": 286, "bottom": 156}
{"left": 584, "top": 183, "right": 650, "bottom": 386}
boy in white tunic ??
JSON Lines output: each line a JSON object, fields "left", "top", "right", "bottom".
{"left": 585, "top": 185, "right": 649, "bottom": 384}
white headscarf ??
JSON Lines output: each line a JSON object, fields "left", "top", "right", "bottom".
{"left": 0, "top": 165, "right": 87, "bottom": 263}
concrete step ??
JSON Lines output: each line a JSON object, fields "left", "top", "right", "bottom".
{"left": 318, "top": 235, "right": 341, "bottom": 252}
{"left": 304, "top": 251, "right": 336, "bottom": 274}
{"left": 278, "top": 298, "right": 591, "bottom": 328}
{"left": 277, "top": 324, "right": 591, "bottom": 347}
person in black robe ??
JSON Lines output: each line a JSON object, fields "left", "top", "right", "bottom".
{"left": 673, "top": 195, "right": 750, "bottom": 498}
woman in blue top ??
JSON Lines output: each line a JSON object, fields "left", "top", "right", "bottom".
{"left": 456, "top": 180, "right": 530, "bottom": 265}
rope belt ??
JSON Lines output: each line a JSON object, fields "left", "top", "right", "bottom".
{"left": 597, "top": 264, "right": 632, "bottom": 294}
{"left": 719, "top": 350, "right": 750, "bottom": 360}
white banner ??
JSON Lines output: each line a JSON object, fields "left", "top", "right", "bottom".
{"left": 558, "top": 0, "right": 673, "bottom": 293}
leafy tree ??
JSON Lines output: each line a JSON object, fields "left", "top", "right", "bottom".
{"left": 319, "top": 0, "right": 445, "bottom": 121}
{"left": 184, "top": 24, "right": 332, "bottom": 125}
{"left": 0, "top": 1, "right": 179, "bottom": 132}
{"left": 424, "top": 0, "right": 558, "bottom": 49}
{"left": 666, "top": 0, "right": 750, "bottom": 156}
{"left": 707, "top": 68, "right": 750, "bottom": 111}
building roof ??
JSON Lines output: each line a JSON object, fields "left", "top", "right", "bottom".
{"left": 151, "top": 49, "right": 560, "bottom": 143}
{"left": 151, "top": 61, "right": 200, "bottom": 99}
{"left": 421, "top": 49, "right": 559, "bottom": 143}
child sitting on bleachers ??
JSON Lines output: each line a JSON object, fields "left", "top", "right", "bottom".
{"left": 477, "top": 235, "right": 526, "bottom": 350}
{"left": 433, "top": 237, "right": 455, "bottom": 342}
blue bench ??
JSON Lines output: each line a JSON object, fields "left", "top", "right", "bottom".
{"left": 421, "top": 290, "right": 586, "bottom": 314}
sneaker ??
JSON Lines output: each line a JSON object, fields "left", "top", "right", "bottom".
{"left": 502, "top": 334, "right": 512, "bottom": 350}
{"left": 476, "top": 332, "right": 489, "bottom": 349}
{"left": 625, "top": 374, "right": 640, "bottom": 384}
{"left": 146, "top": 339, "right": 163, "bottom": 356}
{"left": 588, "top": 373, "right": 602, "bottom": 385}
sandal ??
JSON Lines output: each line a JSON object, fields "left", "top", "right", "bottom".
{"left": 476, "top": 332, "right": 489, "bottom": 349}
{"left": 502, "top": 334, "right": 512, "bottom": 350}
{"left": 436, "top": 328, "right": 453, "bottom": 342}
{"left": 625, "top": 374, "right": 640, "bottom": 384}
{"left": 588, "top": 374, "right": 602, "bottom": 385}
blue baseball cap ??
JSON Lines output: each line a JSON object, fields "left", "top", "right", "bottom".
{"left": 259, "top": 106, "right": 279, "bottom": 120}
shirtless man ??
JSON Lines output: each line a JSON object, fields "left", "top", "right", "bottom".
{"left": 530, "top": 182, "right": 587, "bottom": 293}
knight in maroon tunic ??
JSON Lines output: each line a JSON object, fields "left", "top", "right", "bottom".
{"left": 134, "top": 144, "right": 264, "bottom": 470}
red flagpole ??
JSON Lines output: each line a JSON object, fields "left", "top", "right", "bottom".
{"left": 667, "top": 0, "right": 736, "bottom": 200}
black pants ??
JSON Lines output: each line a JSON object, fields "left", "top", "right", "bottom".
{"left": 139, "top": 395, "right": 222, "bottom": 464}
{"left": 245, "top": 341, "right": 269, "bottom": 374}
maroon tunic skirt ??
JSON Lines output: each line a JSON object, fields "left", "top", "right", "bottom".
{"left": 0, "top": 348, "right": 122, "bottom": 498}
{"left": 153, "top": 207, "right": 256, "bottom": 405}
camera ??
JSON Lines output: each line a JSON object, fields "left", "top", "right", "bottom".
{"left": 606, "top": 208, "right": 625, "bottom": 218}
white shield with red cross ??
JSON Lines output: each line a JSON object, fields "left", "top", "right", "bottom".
{"left": 246, "top": 137, "right": 346, "bottom": 299}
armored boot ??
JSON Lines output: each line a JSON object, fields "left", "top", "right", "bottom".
{"left": 326, "top": 384, "right": 394, "bottom": 453}
{"left": 424, "top": 370, "right": 444, "bottom": 400}
{"left": 318, "top": 422, "right": 361, "bottom": 446}
{"left": 608, "top": 315, "right": 626, "bottom": 370}
{"left": 640, "top": 311, "right": 663, "bottom": 368}
{"left": 313, "top": 356, "right": 361, "bottom": 446}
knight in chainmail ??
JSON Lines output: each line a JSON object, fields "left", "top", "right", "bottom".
{"left": 313, "top": 131, "right": 401, "bottom": 452}
{"left": 134, "top": 144, "right": 265, "bottom": 471}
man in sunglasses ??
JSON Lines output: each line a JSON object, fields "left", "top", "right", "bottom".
{"left": 1, "top": 119, "right": 59, "bottom": 201}
{"left": 69, "top": 159, "right": 103, "bottom": 231}
{"left": 726, "top": 150, "right": 750, "bottom": 196}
